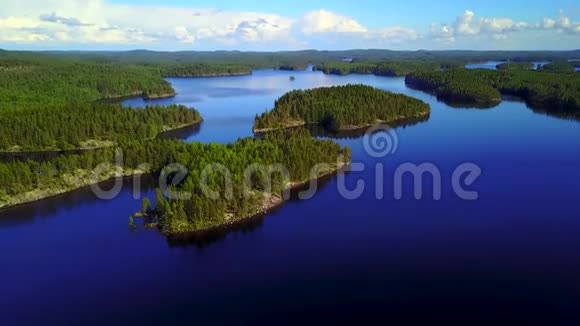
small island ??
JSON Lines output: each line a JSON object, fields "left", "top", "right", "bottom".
{"left": 253, "top": 84, "right": 431, "bottom": 133}
{"left": 496, "top": 62, "right": 534, "bottom": 70}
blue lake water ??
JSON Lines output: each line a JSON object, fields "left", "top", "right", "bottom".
{"left": 2, "top": 68, "right": 580, "bottom": 324}
{"left": 466, "top": 60, "right": 552, "bottom": 70}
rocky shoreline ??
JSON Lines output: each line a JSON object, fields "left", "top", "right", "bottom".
{"left": 162, "top": 162, "right": 350, "bottom": 239}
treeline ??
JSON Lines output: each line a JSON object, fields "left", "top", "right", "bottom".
{"left": 4, "top": 49, "right": 577, "bottom": 69}
{"left": 146, "top": 130, "right": 350, "bottom": 234}
{"left": 254, "top": 84, "right": 430, "bottom": 131}
{"left": 406, "top": 70, "right": 502, "bottom": 106}
{"left": 405, "top": 69, "right": 580, "bottom": 115}
{"left": 0, "top": 60, "right": 174, "bottom": 110}
{"left": 0, "top": 130, "right": 350, "bottom": 234}
{"left": 0, "top": 104, "right": 201, "bottom": 151}
{"left": 541, "top": 61, "right": 577, "bottom": 73}
{"left": 496, "top": 62, "right": 534, "bottom": 70}
{"left": 159, "top": 64, "right": 252, "bottom": 77}
{"left": 277, "top": 63, "right": 310, "bottom": 71}
{"left": 313, "top": 61, "right": 441, "bottom": 76}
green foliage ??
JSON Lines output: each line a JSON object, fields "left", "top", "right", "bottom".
{"left": 0, "top": 60, "right": 174, "bottom": 109}
{"left": 278, "top": 63, "right": 309, "bottom": 71}
{"left": 159, "top": 64, "right": 252, "bottom": 77}
{"left": 496, "top": 62, "right": 534, "bottom": 70}
{"left": 541, "top": 61, "right": 576, "bottom": 73}
{"left": 0, "top": 104, "right": 201, "bottom": 151}
{"left": 142, "top": 197, "right": 151, "bottom": 214}
{"left": 406, "top": 69, "right": 580, "bottom": 115}
{"left": 146, "top": 130, "right": 349, "bottom": 234}
{"left": 313, "top": 61, "right": 442, "bottom": 76}
{"left": 0, "top": 131, "right": 350, "bottom": 234}
{"left": 254, "top": 84, "right": 430, "bottom": 131}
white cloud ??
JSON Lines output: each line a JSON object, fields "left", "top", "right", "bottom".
{"left": 299, "top": 9, "right": 418, "bottom": 46}
{"left": 455, "top": 10, "right": 478, "bottom": 35}
{"left": 0, "top": 1, "right": 578, "bottom": 50}
{"left": 301, "top": 9, "right": 367, "bottom": 34}
{"left": 370, "top": 27, "right": 420, "bottom": 43}
{"left": 430, "top": 23, "right": 455, "bottom": 42}
{"left": 542, "top": 18, "right": 556, "bottom": 29}
{"left": 546, "top": 10, "right": 580, "bottom": 34}
{"left": 430, "top": 9, "right": 579, "bottom": 43}
{"left": 174, "top": 26, "right": 195, "bottom": 44}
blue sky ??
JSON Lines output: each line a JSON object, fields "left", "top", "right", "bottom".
{"left": 1, "top": 0, "right": 579, "bottom": 50}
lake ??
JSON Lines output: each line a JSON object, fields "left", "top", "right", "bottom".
{"left": 466, "top": 60, "right": 580, "bottom": 72}
{"left": 2, "top": 68, "right": 580, "bottom": 324}
{"left": 465, "top": 60, "right": 552, "bottom": 70}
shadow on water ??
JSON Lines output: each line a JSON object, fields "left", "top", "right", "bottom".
{"left": 0, "top": 175, "right": 158, "bottom": 228}
{"left": 404, "top": 83, "right": 500, "bottom": 110}
{"left": 502, "top": 94, "right": 580, "bottom": 122}
{"left": 254, "top": 115, "right": 430, "bottom": 141}
{"left": 441, "top": 98, "right": 501, "bottom": 109}
{"left": 205, "top": 87, "right": 281, "bottom": 98}
{"left": 1, "top": 124, "right": 202, "bottom": 163}
{"left": 164, "top": 169, "right": 344, "bottom": 249}
{"left": 156, "top": 122, "right": 203, "bottom": 140}
{"left": 307, "top": 115, "right": 431, "bottom": 139}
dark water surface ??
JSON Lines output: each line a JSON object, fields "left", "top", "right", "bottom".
{"left": 2, "top": 68, "right": 580, "bottom": 325}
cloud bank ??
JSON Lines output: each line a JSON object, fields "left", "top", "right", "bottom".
{"left": 0, "top": 0, "right": 578, "bottom": 50}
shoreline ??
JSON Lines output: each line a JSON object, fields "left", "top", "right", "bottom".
{"left": 104, "top": 91, "right": 177, "bottom": 101}
{"left": 163, "top": 161, "right": 351, "bottom": 239}
{"left": 165, "top": 71, "right": 252, "bottom": 78}
{"left": 0, "top": 168, "right": 147, "bottom": 211}
{"left": 0, "top": 121, "right": 203, "bottom": 209}
{"left": 0, "top": 120, "right": 202, "bottom": 156}
{"left": 252, "top": 112, "right": 430, "bottom": 134}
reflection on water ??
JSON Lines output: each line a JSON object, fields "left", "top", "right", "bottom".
{"left": 465, "top": 60, "right": 552, "bottom": 70}
{"left": 205, "top": 86, "right": 281, "bottom": 98}
{"left": 0, "top": 175, "right": 157, "bottom": 228}
{"left": 163, "top": 165, "right": 341, "bottom": 249}
{"left": 157, "top": 121, "right": 203, "bottom": 140}
{"left": 165, "top": 211, "right": 268, "bottom": 249}
{"left": 298, "top": 116, "right": 430, "bottom": 140}
{"left": 465, "top": 60, "right": 506, "bottom": 70}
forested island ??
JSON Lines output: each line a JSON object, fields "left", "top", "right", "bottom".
{"left": 405, "top": 69, "right": 580, "bottom": 115}
{"left": 277, "top": 63, "right": 310, "bottom": 71}
{"left": 139, "top": 130, "right": 350, "bottom": 235}
{"left": 313, "top": 61, "right": 442, "bottom": 76}
{"left": 540, "top": 61, "right": 577, "bottom": 73}
{"left": 496, "top": 62, "right": 535, "bottom": 70}
{"left": 253, "top": 84, "right": 430, "bottom": 132}
{"left": 160, "top": 64, "right": 252, "bottom": 77}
